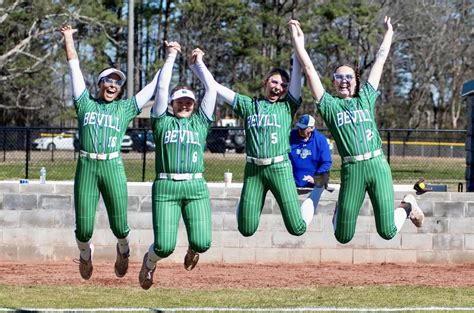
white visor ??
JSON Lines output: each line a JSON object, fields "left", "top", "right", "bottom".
{"left": 170, "top": 89, "right": 196, "bottom": 102}
{"left": 97, "top": 68, "right": 126, "bottom": 85}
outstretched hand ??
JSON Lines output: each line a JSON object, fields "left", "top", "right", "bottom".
{"left": 384, "top": 16, "right": 393, "bottom": 33}
{"left": 164, "top": 40, "right": 181, "bottom": 55}
{"left": 190, "top": 48, "right": 205, "bottom": 64}
{"left": 59, "top": 24, "right": 77, "bottom": 37}
{"left": 288, "top": 19, "right": 304, "bottom": 46}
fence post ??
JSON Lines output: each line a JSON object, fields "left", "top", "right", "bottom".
{"left": 141, "top": 129, "right": 147, "bottom": 182}
{"left": 387, "top": 130, "right": 391, "bottom": 165}
{"left": 25, "top": 128, "right": 31, "bottom": 179}
{"left": 2, "top": 129, "right": 6, "bottom": 162}
{"left": 50, "top": 132, "right": 55, "bottom": 162}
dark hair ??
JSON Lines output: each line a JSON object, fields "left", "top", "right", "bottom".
{"left": 333, "top": 64, "right": 361, "bottom": 97}
{"left": 264, "top": 67, "right": 290, "bottom": 83}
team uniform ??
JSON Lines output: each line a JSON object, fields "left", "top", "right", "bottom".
{"left": 74, "top": 90, "right": 140, "bottom": 243}
{"left": 150, "top": 109, "right": 212, "bottom": 258}
{"left": 232, "top": 93, "right": 307, "bottom": 236}
{"left": 317, "top": 82, "right": 396, "bottom": 243}
{"left": 138, "top": 50, "right": 216, "bottom": 289}
{"left": 66, "top": 51, "right": 159, "bottom": 279}
{"left": 289, "top": 125, "right": 332, "bottom": 220}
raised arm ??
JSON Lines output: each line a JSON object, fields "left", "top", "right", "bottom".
{"left": 189, "top": 48, "right": 216, "bottom": 121}
{"left": 288, "top": 20, "right": 325, "bottom": 101}
{"left": 367, "top": 16, "right": 393, "bottom": 90}
{"left": 215, "top": 81, "right": 237, "bottom": 105}
{"left": 135, "top": 69, "right": 161, "bottom": 109}
{"left": 288, "top": 54, "right": 302, "bottom": 100}
{"left": 59, "top": 25, "right": 85, "bottom": 99}
{"left": 60, "top": 24, "right": 78, "bottom": 61}
{"left": 189, "top": 58, "right": 236, "bottom": 106}
{"left": 152, "top": 41, "right": 180, "bottom": 117}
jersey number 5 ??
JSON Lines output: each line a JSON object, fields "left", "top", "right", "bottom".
{"left": 271, "top": 133, "right": 278, "bottom": 144}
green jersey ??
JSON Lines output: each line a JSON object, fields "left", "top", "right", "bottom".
{"left": 151, "top": 108, "right": 211, "bottom": 175}
{"left": 75, "top": 90, "right": 140, "bottom": 153}
{"left": 317, "top": 83, "right": 381, "bottom": 158}
{"left": 233, "top": 93, "right": 300, "bottom": 158}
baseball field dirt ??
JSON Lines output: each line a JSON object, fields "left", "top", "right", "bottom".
{"left": 0, "top": 262, "right": 472, "bottom": 288}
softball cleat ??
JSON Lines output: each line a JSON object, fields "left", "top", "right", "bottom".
{"left": 403, "top": 194, "right": 424, "bottom": 227}
{"left": 76, "top": 244, "right": 94, "bottom": 280}
{"left": 114, "top": 243, "right": 129, "bottom": 278}
{"left": 184, "top": 248, "right": 199, "bottom": 271}
{"left": 139, "top": 253, "right": 155, "bottom": 290}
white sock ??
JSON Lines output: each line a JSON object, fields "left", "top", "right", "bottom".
{"left": 300, "top": 198, "right": 315, "bottom": 226}
{"left": 117, "top": 236, "right": 130, "bottom": 254}
{"left": 394, "top": 207, "right": 408, "bottom": 233}
{"left": 76, "top": 239, "right": 92, "bottom": 261}
{"left": 146, "top": 244, "right": 162, "bottom": 269}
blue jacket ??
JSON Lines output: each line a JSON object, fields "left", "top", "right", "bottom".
{"left": 289, "top": 128, "right": 332, "bottom": 188}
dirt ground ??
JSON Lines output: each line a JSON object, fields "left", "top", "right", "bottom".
{"left": 0, "top": 262, "right": 472, "bottom": 288}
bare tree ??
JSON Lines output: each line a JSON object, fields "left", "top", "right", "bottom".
{"left": 382, "top": 0, "right": 473, "bottom": 129}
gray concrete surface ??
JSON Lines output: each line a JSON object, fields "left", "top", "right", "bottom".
{"left": 0, "top": 181, "right": 472, "bottom": 264}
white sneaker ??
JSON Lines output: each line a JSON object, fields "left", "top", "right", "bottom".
{"left": 403, "top": 194, "right": 424, "bottom": 227}
{"left": 76, "top": 244, "right": 94, "bottom": 280}
{"left": 138, "top": 253, "right": 155, "bottom": 290}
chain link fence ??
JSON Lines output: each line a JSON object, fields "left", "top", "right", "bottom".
{"left": 0, "top": 127, "right": 467, "bottom": 188}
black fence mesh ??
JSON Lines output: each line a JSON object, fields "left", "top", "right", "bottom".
{"left": 0, "top": 127, "right": 467, "bottom": 189}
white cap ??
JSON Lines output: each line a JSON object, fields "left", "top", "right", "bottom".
{"left": 97, "top": 68, "right": 126, "bottom": 85}
{"left": 296, "top": 114, "right": 316, "bottom": 129}
{"left": 170, "top": 88, "right": 196, "bottom": 102}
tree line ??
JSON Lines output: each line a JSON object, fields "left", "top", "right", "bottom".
{"left": 1, "top": 0, "right": 472, "bottom": 130}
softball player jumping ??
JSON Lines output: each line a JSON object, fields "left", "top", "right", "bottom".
{"left": 289, "top": 17, "right": 424, "bottom": 244}
{"left": 60, "top": 25, "right": 161, "bottom": 279}
{"left": 203, "top": 55, "right": 310, "bottom": 237}
{"left": 138, "top": 42, "right": 216, "bottom": 290}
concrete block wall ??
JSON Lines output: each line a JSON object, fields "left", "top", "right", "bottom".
{"left": 0, "top": 181, "right": 472, "bottom": 264}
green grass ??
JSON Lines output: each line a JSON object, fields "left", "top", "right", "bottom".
{"left": 0, "top": 152, "right": 466, "bottom": 186}
{"left": 0, "top": 285, "right": 473, "bottom": 309}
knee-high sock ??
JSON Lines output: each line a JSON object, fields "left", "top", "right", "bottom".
{"left": 301, "top": 187, "right": 324, "bottom": 227}
{"left": 394, "top": 207, "right": 408, "bottom": 233}
{"left": 117, "top": 236, "right": 130, "bottom": 254}
{"left": 76, "top": 239, "right": 92, "bottom": 260}
{"left": 146, "top": 244, "right": 162, "bottom": 269}
{"left": 300, "top": 198, "right": 315, "bottom": 226}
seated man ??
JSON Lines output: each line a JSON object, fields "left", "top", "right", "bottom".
{"left": 289, "top": 114, "right": 332, "bottom": 225}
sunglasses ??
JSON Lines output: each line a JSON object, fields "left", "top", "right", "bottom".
{"left": 101, "top": 77, "right": 125, "bottom": 87}
{"left": 333, "top": 73, "right": 354, "bottom": 82}
{"left": 269, "top": 79, "right": 289, "bottom": 89}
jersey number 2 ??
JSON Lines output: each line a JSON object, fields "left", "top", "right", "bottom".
{"left": 366, "top": 129, "right": 374, "bottom": 141}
